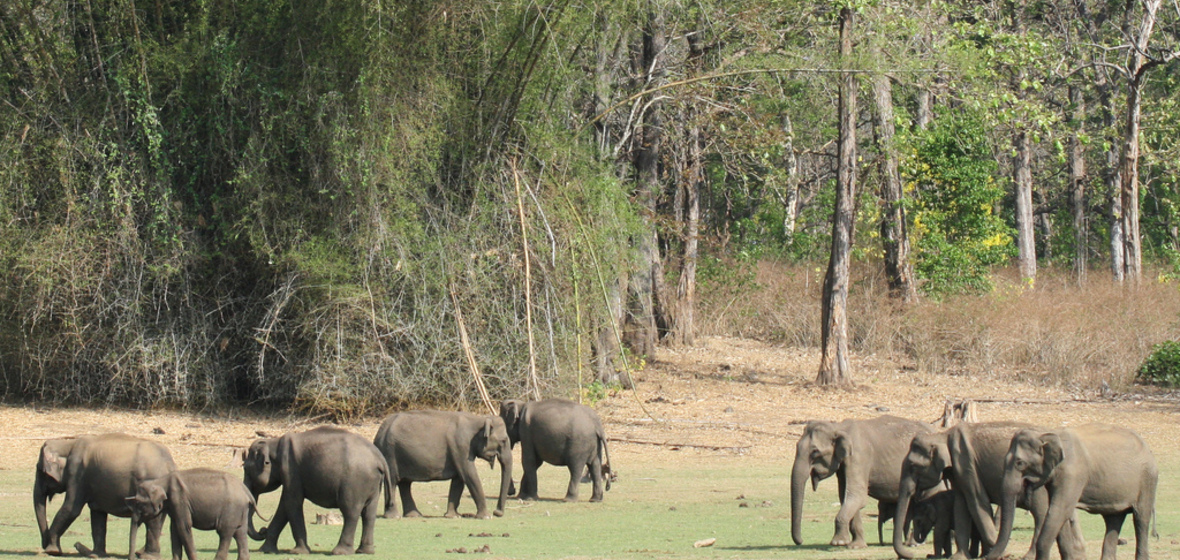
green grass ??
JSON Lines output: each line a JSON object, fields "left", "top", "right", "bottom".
{"left": 1, "top": 452, "right": 1177, "bottom": 559}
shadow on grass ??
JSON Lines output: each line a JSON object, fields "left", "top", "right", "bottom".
{"left": 718, "top": 544, "right": 823, "bottom": 552}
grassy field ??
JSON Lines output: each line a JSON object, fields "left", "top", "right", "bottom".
{"left": 2, "top": 449, "right": 1176, "bottom": 560}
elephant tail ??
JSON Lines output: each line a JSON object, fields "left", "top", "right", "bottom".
{"left": 381, "top": 460, "right": 394, "bottom": 517}
{"left": 597, "top": 430, "right": 614, "bottom": 491}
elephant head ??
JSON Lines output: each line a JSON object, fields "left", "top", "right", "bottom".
{"left": 34, "top": 438, "right": 76, "bottom": 548}
{"left": 498, "top": 399, "right": 525, "bottom": 447}
{"left": 126, "top": 480, "right": 167, "bottom": 522}
{"left": 242, "top": 438, "right": 282, "bottom": 498}
{"left": 992, "top": 429, "right": 1061, "bottom": 559}
{"left": 474, "top": 415, "right": 513, "bottom": 517}
{"left": 893, "top": 431, "right": 952, "bottom": 559}
{"left": 791, "top": 421, "right": 852, "bottom": 545}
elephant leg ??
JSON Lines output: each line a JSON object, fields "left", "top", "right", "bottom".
{"left": 169, "top": 520, "right": 184, "bottom": 560}
{"left": 519, "top": 446, "right": 540, "bottom": 501}
{"left": 142, "top": 513, "right": 166, "bottom": 558}
{"left": 1101, "top": 513, "right": 1126, "bottom": 560}
{"left": 90, "top": 510, "right": 108, "bottom": 557}
{"left": 443, "top": 478, "right": 465, "bottom": 519}
{"left": 260, "top": 504, "right": 288, "bottom": 554}
{"left": 330, "top": 508, "right": 359, "bottom": 556}
{"left": 564, "top": 464, "right": 581, "bottom": 502}
{"left": 285, "top": 499, "right": 311, "bottom": 555}
{"left": 459, "top": 467, "right": 489, "bottom": 519}
{"left": 588, "top": 455, "right": 605, "bottom": 503}
{"left": 212, "top": 528, "right": 233, "bottom": 560}
{"left": 951, "top": 494, "right": 973, "bottom": 560}
{"left": 831, "top": 484, "right": 867, "bottom": 549}
{"left": 1056, "top": 513, "right": 1085, "bottom": 560}
{"left": 233, "top": 526, "right": 250, "bottom": 560}
{"left": 399, "top": 482, "right": 421, "bottom": 518}
{"left": 356, "top": 497, "right": 378, "bottom": 554}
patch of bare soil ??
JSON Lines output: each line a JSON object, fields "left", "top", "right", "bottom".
{"left": 1, "top": 336, "right": 1176, "bottom": 474}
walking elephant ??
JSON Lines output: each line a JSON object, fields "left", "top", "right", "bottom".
{"left": 34, "top": 433, "right": 176, "bottom": 557}
{"left": 790, "top": 415, "right": 934, "bottom": 548}
{"left": 241, "top": 426, "right": 389, "bottom": 555}
{"left": 989, "top": 424, "right": 1157, "bottom": 560}
{"left": 498, "top": 398, "right": 613, "bottom": 502}
{"left": 128, "top": 468, "right": 267, "bottom": 560}
{"left": 373, "top": 410, "right": 512, "bottom": 519}
{"left": 893, "top": 422, "right": 1084, "bottom": 560}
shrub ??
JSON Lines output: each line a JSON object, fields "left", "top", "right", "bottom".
{"left": 1137, "top": 340, "right": 1180, "bottom": 387}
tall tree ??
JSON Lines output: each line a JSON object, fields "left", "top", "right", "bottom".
{"left": 1068, "top": 85, "right": 1087, "bottom": 285}
{"left": 1013, "top": 129, "right": 1037, "bottom": 284}
{"left": 817, "top": 6, "right": 858, "bottom": 386}
{"left": 872, "top": 74, "right": 916, "bottom": 301}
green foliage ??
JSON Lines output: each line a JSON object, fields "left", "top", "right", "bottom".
{"left": 903, "top": 110, "right": 1014, "bottom": 296}
{"left": 1137, "top": 340, "right": 1180, "bottom": 387}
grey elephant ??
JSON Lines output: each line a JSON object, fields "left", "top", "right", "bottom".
{"left": 498, "top": 398, "right": 614, "bottom": 502}
{"left": 128, "top": 468, "right": 267, "bottom": 560}
{"left": 373, "top": 410, "right": 512, "bottom": 519}
{"left": 790, "top": 415, "right": 934, "bottom": 548}
{"left": 242, "top": 426, "right": 389, "bottom": 555}
{"left": 35, "top": 433, "right": 176, "bottom": 558}
{"left": 989, "top": 424, "right": 1157, "bottom": 560}
{"left": 910, "top": 488, "right": 956, "bottom": 559}
{"left": 893, "top": 422, "right": 1084, "bottom": 560}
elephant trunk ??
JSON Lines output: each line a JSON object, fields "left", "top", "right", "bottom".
{"left": 790, "top": 443, "right": 810, "bottom": 546}
{"left": 893, "top": 474, "right": 920, "bottom": 559}
{"left": 494, "top": 450, "right": 512, "bottom": 517}
{"left": 33, "top": 474, "right": 50, "bottom": 549}
{"left": 247, "top": 505, "right": 268, "bottom": 542}
{"left": 987, "top": 470, "right": 1022, "bottom": 560}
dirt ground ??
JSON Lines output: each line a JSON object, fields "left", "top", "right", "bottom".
{"left": 2, "top": 335, "right": 1176, "bottom": 475}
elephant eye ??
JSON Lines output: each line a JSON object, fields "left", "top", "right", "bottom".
{"left": 1014, "top": 459, "right": 1026, "bottom": 469}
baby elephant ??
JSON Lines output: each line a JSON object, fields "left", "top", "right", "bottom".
{"left": 127, "top": 468, "right": 266, "bottom": 560}
{"left": 499, "top": 398, "right": 614, "bottom": 502}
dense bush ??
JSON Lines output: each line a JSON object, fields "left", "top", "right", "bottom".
{"left": 1137, "top": 340, "right": 1180, "bottom": 387}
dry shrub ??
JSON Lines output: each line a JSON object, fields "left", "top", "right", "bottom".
{"left": 698, "top": 260, "right": 1180, "bottom": 388}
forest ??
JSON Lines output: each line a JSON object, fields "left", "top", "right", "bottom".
{"left": 2, "top": 0, "right": 1179, "bottom": 415}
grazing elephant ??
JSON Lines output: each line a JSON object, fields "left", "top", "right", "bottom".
{"left": 242, "top": 426, "right": 389, "bottom": 555}
{"left": 498, "top": 398, "right": 614, "bottom": 502}
{"left": 989, "top": 424, "right": 1157, "bottom": 560}
{"left": 790, "top": 415, "right": 934, "bottom": 548}
{"left": 34, "top": 433, "right": 176, "bottom": 558}
{"left": 893, "top": 422, "right": 1083, "bottom": 560}
{"left": 128, "top": 468, "right": 267, "bottom": 560}
{"left": 373, "top": 410, "right": 512, "bottom": 519}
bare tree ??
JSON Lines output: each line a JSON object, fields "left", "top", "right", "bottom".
{"left": 1068, "top": 85, "right": 1087, "bottom": 285}
{"left": 872, "top": 74, "right": 915, "bottom": 302}
{"left": 817, "top": 7, "right": 857, "bottom": 386}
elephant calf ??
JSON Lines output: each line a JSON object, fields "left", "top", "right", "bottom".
{"left": 499, "top": 398, "right": 614, "bottom": 503}
{"left": 373, "top": 410, "right": 513, "bottom": 519}
{"left": 128, "top": 468, "right": 266, "bottom": 560}
{"left": 242, "top": 426, "right": 389, "bottom": 555}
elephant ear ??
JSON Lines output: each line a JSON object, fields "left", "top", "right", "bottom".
{"left": 40, "top": 446, "right": 67, "bottom": 483}
{"left": 831, "top": 431, "right": 852, "bottom": 473}
{"left": 483, "top": 417, "right": 493, "bottom": 439}
{"left": 227, "top": 447, "right": 246, "bottom": 468}
{"left": 932, "top": 441, "right": 953, "bottom": 480}
{"left": 1040, "top": 433, "right": 1065, "bottom": 478}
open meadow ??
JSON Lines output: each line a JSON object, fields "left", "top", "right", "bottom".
{"left": 0, "top": 336, "right": 1176, "bottom": 559}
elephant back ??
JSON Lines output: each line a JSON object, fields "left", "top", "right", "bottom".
{"left": 78, "top": 433, "right": 177, "bottom": 516}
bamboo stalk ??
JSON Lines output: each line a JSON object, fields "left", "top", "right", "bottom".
{"left": 512, "top": 161, "right": 541, "bottom": 401}
{"left": 450, "top": 285, "right": 495, "bottom": 415}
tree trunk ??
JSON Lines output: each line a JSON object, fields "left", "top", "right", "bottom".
{"left": 782, "top": 115, "right": 800, "bottom": 238}
{"left": 1069, "top": 85, "right": 1087, "bottom": 285}
{"left": 817, "top": 7, "right": 857, "bottom": 386}
{"left": 1098, "top": 77, "right": 1125, "bottom": 281}
{"left": 872, "top": 74, "right": 915, "bottom": 302}
{"left": 1014, "top": 130, "right": 1036, "bottom": 286}
{"left": 1115, "top": 0, "right": 1163, "bottom": 284}
{"left": 672, "top": 124, "right": 701, "bottom": 346}
{"left": 625, "top": 5, "right": 667, "bottom": 360}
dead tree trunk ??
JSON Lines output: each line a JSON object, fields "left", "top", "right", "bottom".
{"left": 1069, "top": 85, "right": 1087, "bottom": 285}
{"left": 817, "top": 7, "right": 857, "bottom": 387}
{"left": 872, "top": 74, "right": 915, "bottom": 302}
{"left": 1014, "top": 130, "right": 1036, "bottom": 286}
{"left": 672, "top": 124, "right": 701, "bottom": 346}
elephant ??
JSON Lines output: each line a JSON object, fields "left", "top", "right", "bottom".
{"left": 242, "top": 426, "right": 389, "bottom": 555}
{"left": 911, "top": 488, "right": 956, "bottom": 559}
{"left": 989, "top": 424, "right": 1157, "bottom": 560}
{"left": 893, "top": 422, "right": 1084, "bottom": 560}
{"left": 790, "top": 415, "right": 934, "bottom": 548}
{"left": 372, "top": 410, "right": 512, "bottom": 519}
{"left": 34, "top": 433, "right": 176, "bottom": 558}
{"left": 127, "top": 468, "right": 267, "bottom": 560}
{"left": 498, "top": 398, "right": 614, "bottom": 502}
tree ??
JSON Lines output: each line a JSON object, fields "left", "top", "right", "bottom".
{"left": 817, "top": 6, "right": 858, "bottom": 386}
{"left": 873, "top": 74, "right": 916, "bottom": 302}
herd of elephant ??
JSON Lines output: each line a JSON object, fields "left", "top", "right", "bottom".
{"left": 792, "top": 416, "right": 1158, "bottom": 560}
{"left": 33, "top": 398, "right": 613, "bottom": 559}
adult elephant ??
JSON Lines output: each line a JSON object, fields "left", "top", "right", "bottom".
{"left": 242, "top": 426, "right": 389, "bottom": 555}
{"left": 498, "top": 399, "right": 613, "bottom": 502}
{"left": 790, "top": 415, "right": 934, "bottom": 548}
{"left": 893, "top": 422, "right": 1083, "bottom": 560}
{"left": 373, "top": 410, "right": 512, "bottom": 519}
{"left": 34, "top": 433, "right": 176, "bottom": 558}
{"left": 989, "top": 424, "right": 1157, "bottom": 560}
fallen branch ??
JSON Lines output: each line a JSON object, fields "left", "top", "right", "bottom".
{"left": 607, "top": 437, "right": 750, "bottom": 452}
